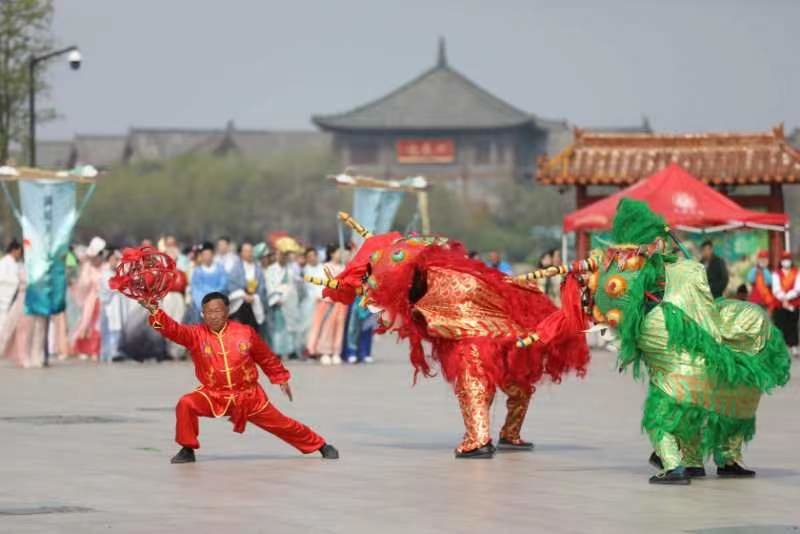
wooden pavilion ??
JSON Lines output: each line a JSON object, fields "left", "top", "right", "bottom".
{"left": 536, "top": 124, "right": 800, "bottom": 262}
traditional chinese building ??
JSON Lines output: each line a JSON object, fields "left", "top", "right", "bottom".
{"left": 537, "top": 124, "right": 800, "bottom": 260}
{"left": 312, "top": 40, "right": 576, "bottom": 195}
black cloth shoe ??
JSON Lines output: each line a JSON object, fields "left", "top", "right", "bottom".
{"left": 649, "top": 467, "right": 691, "bottom": 485}
{"left": 319, "top": 443, "right": 339, "bottom": 459}
{"left": 649, "top": 452, "right": 663, "bottom": 469}
{"left": 685, "top": 466, "right": 706, "bottom": 478}
{"left": 650, "top": 453, "right": 705, "bottom": 477}
{"left": 170, "top": 447, "right": 195, "bottom": 464}
{"left": 717, "top": 463, "right": 755, "bottom": 478}
{"left": 455, "top": 442, "right": 495, "bottom": 459}
{"left": 497, "top": 437, "right": 535, "bottom": 451}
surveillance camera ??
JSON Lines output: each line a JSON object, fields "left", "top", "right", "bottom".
{"left": 68, "top": 49, "right": 81, "bottom": 70}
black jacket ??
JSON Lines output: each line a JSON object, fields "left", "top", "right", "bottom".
{"left": 704, "top": 254, "right": 729, "bottom": 299}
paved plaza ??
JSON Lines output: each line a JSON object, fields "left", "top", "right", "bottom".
{"left": 0, "top": 337, "right": 798, "bottom": 533}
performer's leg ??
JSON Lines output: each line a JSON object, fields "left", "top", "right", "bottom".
{"left": 643, "top": 385, "right": 691, "bottom": 484}
{"left": 676, "top": 431, "right": 706, "bottom": 477}
{"left": 175, "top": 392, "right": 214, "bottom": 449}
{"left": 714, "top": 434, "right": 744, "bottom": 467}
{"left": 248, "top": 403, "right": 326, "bottom": 454}
{"left": 498, "top": 382, "right": 533, "bottom": 447}
{"left": 649, "top": 431, "right": 684, "bottom": 471}
{"left": 715, "top": 433, "right": 756, "bottom": 477}
{"left": 677, "top": 434, "right": 703, "bottom": 468}
{"left": 454, "top": 346, "right": 496, "bottom": 454}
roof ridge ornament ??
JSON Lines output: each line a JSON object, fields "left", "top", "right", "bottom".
{"left": 437, "top": 36, "right": 447, "bottom": 68}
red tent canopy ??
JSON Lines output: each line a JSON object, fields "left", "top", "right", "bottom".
{"left": 563, "top": 163, "right": 788, "bottom": 233}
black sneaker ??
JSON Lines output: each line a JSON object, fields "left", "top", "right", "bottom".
{"left": 319, "top": 443, "right": 339, "bottom": 459}
{"left": 455, "top": 442, "right": 495, "bottom": 459}
{"left": 717, "top": 463, "right": 755, "bottom": 478}
{"left": 685, "top": 466, "right": 706, "bottom": 478}
{"left": 648, "top": 452, "right": 663, "bottom": 469}
{"left": 497, "top": 437, "right": 535, "bottom": 451}
{"left": 170, "top": 446, "right": 196, "bottom": 464}
{"left": 650, "top": 453, "right": 705, "bottom": 477}
{"left": 649, "top": 467, "right": 691, "bottom": 485}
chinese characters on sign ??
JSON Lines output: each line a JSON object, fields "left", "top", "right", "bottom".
{"left": 396, "top": 139, "right": 455, "bottom": 164}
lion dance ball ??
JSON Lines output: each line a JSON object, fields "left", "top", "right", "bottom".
{"left": 109, "top": 246, "right": 178, "bottom": 304}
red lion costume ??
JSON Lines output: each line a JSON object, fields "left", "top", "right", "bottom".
{"left": 316, "top": 214, "right": 589, "bottom": 458}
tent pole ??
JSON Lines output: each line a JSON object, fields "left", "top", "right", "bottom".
{"left": 786, "top": 226, "right": 791, "bottom": 252}
{"left": 562, "top": 233, "right": 568, "bottom": 263}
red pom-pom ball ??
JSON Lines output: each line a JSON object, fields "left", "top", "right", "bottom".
{"left": 109, "top": 246, "right": 178, "bottom": 304}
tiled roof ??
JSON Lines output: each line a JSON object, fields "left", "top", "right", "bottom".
{"left": 229, "top": 130, "right": 332, "bottom": 160}
{"left": 537, "top": 124, "right": 800, "bottom": 186}
{"left": 72, "top": 134, "right": 126, "bottom": 169}
{"left": 313, "top": 40, "right": 548, "bottom": 131}
{"left": 123, "top": 127, "right": 227, "bottom": 162}
{"left": 34, "top": 140, "right": 73, "bottom": 169}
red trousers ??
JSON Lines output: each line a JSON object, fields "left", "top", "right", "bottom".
{"left": 175, "top": 391, "right": 326, "bottom": 453}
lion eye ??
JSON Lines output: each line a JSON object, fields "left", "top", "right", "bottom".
{"left": 604, "top": 275, "right": 627, "bottom": 298}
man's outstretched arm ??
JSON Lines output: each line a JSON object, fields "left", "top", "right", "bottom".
{"left": 146, "top": 305, "right": 195, "bottom": 348}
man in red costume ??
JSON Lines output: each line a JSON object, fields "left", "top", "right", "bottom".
{"left": 145, "top": 291, "right": 339, "bottom": 463}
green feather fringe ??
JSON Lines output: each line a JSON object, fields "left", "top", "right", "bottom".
{"left": 616, "top": 255, "right": 667, "bottom": 379}
{"left": 660, "top": 302, "right": 791, "bottom": 393}
{"left": 642, "top": 385, "right": 755, "bottom": 465}
{"left": 611, "top": 198, "right": 669, "bottom": 245}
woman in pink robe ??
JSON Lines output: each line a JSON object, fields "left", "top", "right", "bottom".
{"left": 305, "top": 246, "right": 348, "bottom": 365}
{"left": 70, "top": 241, "right": 105, "bottom": 359}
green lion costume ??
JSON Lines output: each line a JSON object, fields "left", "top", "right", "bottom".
{"left": 589, "top": 198, "right": 790, "bottom": 485}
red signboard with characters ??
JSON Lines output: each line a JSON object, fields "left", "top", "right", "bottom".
{"left": 396, "top": 139, "right": 455, "bottom": 164}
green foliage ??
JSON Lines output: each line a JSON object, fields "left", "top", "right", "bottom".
{"left": 77, "top": 148, "right": 346, "bottom": 245}
{"left": 0, "top": 0, "right": 54, "bottom": 162}
{"left": 0, "top": 0, "right": 53, "bottom": 240}
{"left": 396, "top": 180, "right": 572, "bottom": 261}
{"left": 81, "top": 153, "right": 570, "bottom": 259}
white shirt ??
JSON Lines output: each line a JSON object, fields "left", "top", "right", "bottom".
{"left": 303, "top": 263, "right": 326, "bottom": 301}
{"left": 0, "top": 254, "right": 21, "bottom": 312}
{"left": 772, "top": 268, "right": 800, "bottom": 301}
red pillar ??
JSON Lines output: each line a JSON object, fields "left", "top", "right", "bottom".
{"left": 769, "top": 184, "right": 786, "bottom": 266}
{"left": 575, "top": 185, "right": 590, "bottom": 259}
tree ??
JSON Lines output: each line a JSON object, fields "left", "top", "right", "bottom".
{"left": 0, "top": 0, "right": 53, "bottom": 243}
{"left": 77, "top": 148, "right": 345, "bottom": 246}
{"left": 0, "top": 0, "right": 54, "bottom": 162}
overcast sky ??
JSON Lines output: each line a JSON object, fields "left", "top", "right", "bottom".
{"left": 40, "top": 0, "right": 800, "bottom": 139}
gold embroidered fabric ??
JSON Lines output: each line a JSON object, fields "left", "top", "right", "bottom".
{"left": 454, "top": 345, "right": 496, "bottom": 452}
{"left": 649, "top": 431, "right": 683, "bottom": 471}
{"left": 639, "top": 306, "right": 763, "bottom": 419}
{"left": 499, "top": 383, "right": 532, "bottom": 442}
{"left": 414, "top": 267, "right": 524, "bottom": 339}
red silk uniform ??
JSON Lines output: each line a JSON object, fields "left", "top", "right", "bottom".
{"left": 149, "top": 309, "right": 325, "bottom": 452}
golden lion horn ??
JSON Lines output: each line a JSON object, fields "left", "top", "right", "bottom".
{"left": 516, "top": 332, "right": 540, "bottom": 348}
{"left": 513, "top": 256, "right": 600, "bottom": 283}
{"left": 303, "top": 274, "right": 364, "bottom": 295}
{"left": 338, "top": 211, "right": 373, "bottom": 239}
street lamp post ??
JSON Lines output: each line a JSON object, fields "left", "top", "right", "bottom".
{"left": 28, "top": 45, "right": 81, "bottom": 166}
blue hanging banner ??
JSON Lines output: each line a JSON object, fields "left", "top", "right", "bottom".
{"left": 350, "top": 185, "right": 407, "bottom": 246}
{"left": 18, "top": 180, "right": 78, "bottom": 315}
{"left": 1, "top": 166, "right": 97, "bottom": 316}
